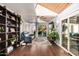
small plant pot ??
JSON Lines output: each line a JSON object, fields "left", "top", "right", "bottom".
{"left": 51, "top": 39, "right": 55, "bottom": 42}
{"left": 48, "top": 38, "right": 55, "bottom": 43}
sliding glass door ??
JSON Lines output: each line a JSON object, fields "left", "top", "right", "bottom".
{"left": 62, "top": 19, "right": 69, "bottom": 49}
{"left": 61, "top": 15, "right": 79, "bottom": 55}
{"left": 69, "top": 16, "right": 79, "bottom": 55}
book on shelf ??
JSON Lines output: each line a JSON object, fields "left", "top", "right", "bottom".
{"left": 7, "top": 14, "right": 16, "bottom": 21}
{"left": 7, "top": 27, "right": 15, "bottom": 32}
{"left": 7, "top": 46, "right": 13, "bottom": 54}
{"left": 10, "top": 28, "right": 15, "bottom": 32}
{"left": 0, "top": 26, "right": 5, "bottom": 32}
{"left": 7, "top": 21, "right": 16, "bottom": 27}
{"left": 0, "top": 38, "right": 1, "bottom": 41}
{"left": 0, "top": 10, "right": 2, "bottom": 15}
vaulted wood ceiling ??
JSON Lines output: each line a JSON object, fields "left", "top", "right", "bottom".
{"left": 39, "top": 3, "right": 71, "bottom": 13}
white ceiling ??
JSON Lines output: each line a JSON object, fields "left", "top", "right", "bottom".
{"left": 2, "top": 3, "right": 36, "bottom": 22}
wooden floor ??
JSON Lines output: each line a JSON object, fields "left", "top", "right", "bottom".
{"left": 9, "top": 37, "right": 71, "bottom": 56}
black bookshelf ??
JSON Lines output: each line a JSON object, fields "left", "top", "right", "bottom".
{"left": 0, "top": 5, "right": 21, "bottom": 56}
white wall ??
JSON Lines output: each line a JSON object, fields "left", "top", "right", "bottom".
{"left": 21, "top": 22, "right": 36, "bottom": 34}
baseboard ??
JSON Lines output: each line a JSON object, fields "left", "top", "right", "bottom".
{"left": 54, "top": 42, "right": 75, "bottom": 56}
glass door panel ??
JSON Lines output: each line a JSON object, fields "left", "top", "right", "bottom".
{"left": 62, "top": 19, "right": 68, "bottom": 49}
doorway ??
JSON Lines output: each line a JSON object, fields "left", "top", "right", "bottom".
{"left": 38, "top": 23, "right": 47, "bottom": 37}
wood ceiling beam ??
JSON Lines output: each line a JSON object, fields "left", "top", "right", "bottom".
{"left": 39, "top": 3, "right": 71, "bottom": 14}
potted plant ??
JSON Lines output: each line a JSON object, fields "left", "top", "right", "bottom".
{"left": 48, "top": 30, "right": 59, "bottom": 42}
{"left": 10, "top": 37, "right": 16, "bottom": 45}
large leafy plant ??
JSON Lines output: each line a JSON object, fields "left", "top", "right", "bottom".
{"left": 48, "top": 30, "right": 59, "bottom": 41}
